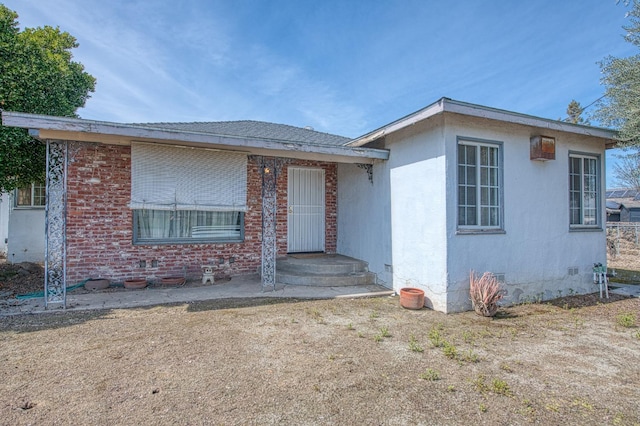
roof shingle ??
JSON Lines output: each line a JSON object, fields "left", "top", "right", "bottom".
{"left": 133, "top": 120, "right": 350, "bottom": 146}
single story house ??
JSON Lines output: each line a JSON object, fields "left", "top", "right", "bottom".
{"left": 1, "top": 98, "right": 616, "bottom": 312}
{"left": 606, "top": 188, "right": 640, "bottom": 222}
{"left": 0, "top": 186, "right": 46, "bottom": 263}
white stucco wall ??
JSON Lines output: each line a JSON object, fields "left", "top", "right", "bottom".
{"left": 7, "top": 203, "right": 45, "bottom": 264}
{"left": 0, "top": 193, "right": 9, "bottom": 255}
{"left": 442, "top": 115, "right": 607, "bottom": 312}
{"left": 337, "top": 161, "right": 393, "bottom": 286}
{"left": 386, "top": 120, "right": 448, "bottom": 311}
{"left": 340, "top": 113, "right": 608, "bottom": 313}
{"left": 338, "top": 117, "right": 450, "bottom": 309}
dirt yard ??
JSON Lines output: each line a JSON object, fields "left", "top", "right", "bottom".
{"left": 1, "top": 293, "right": 639, "bottom": 425}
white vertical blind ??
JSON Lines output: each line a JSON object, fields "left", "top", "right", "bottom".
{"left": 130, "top": 142, "right": 247, "bottom": 211}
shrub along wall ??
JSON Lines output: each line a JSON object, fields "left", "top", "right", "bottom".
{"left": 64, "top": 141, "right": 337, "bottom": 284}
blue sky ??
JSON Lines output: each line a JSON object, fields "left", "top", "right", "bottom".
{"left": 2, "top": 0, "right": 637, "bottom": 185}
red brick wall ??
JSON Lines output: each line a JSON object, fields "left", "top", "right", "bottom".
{"left": 64, "top": 142, "right": 337, "bottom": 284}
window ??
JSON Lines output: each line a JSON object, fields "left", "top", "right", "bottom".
{"left": 130, "top": 142, "right": 248, "bottom": 244}
{"left": 133, "top": 210, "right": 243, "bottom": 243}
{"left": 569, "top": 153, "right": 599, "bottom": 227}
{"left": 15, "top": 183, "right": 46, "bottom": 207}
{"left": 457, "top": 139, "right": 502, "bottom": 229}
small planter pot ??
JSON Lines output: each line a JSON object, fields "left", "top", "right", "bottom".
{"left": 399, "top": 287, "right": 425, "bottom": 310}
{"left": 124, "top": 278, "right": 147, "bottom": 289}
{"left": 85, "top": 278, "right": 110, "bottom": 291}
{"left": 160, "top": 276, "right": 186, "bottom": 286}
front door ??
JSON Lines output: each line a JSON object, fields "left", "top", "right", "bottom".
{"left": 287, "top": 167, "right": 325, "bottom": 253}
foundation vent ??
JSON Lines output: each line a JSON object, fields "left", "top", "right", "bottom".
{"left": 494, "top": 273, "right": 506, "bottom": 283}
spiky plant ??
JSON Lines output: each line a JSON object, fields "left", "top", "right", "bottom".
{"left": 469, "top": 271, "right": 503, "bottom": 317}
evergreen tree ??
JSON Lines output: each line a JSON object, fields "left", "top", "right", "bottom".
{"left": 564, "top": 99, "right": 589, "bottom": 125}
{"left": 594, "top": 1, "right": 640, "bottom": 146}
{"left": 564, "top": 99, "right": 589, "bottom": 124}
{"left": 0, "top": 4, "right": 96, "bottom": 192}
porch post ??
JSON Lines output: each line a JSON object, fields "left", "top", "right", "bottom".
{"left": 260, "top": 157, "right": 278, "bottom": 291}
{"left": 44, "top": 140, "right": 67, "bottom": 308}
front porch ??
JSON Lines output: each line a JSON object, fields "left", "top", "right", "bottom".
{"left": 0, "top": 270, "right": 392, "bottom": 316}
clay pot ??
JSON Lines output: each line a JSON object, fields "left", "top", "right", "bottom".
{"left": 399, "top": 287, "right": 425, "bottom": 310}
{"left": 85, "top": 278, "right": 110, "bottom": 291}
{"left": 124, "top": 278, "right": 147, "bottom": 289}
{"left": 160, "top": 276, "right": 186, "bottom": 286}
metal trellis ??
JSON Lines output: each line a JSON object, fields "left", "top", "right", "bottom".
{"left": 44, "top": 140, "right": 67, "bottom": 308}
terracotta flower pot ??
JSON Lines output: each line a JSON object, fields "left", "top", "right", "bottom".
{"left": 84, "top": 278, "right": 110, "bottom": 291}
{"left": 399, "top": 287, "right": 425, "bottom": 310}
{"left": 124, "top": 278, "right": 147, "bottom": 289}
{"left": 160, "top": 276, "right": 186, "bottom": 286}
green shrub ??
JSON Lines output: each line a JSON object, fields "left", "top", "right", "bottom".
{"left": 617, "top": 312, "right": 636, "bottom": 328}
{"left": 408, "top": 334, "right": 424, "bottom": 352}
{"left": 419, "top": 368, "right": 440, "bottom": 381}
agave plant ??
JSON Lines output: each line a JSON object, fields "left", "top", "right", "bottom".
{"left": 469, "top": 271, "right": 504, "bottom": 317}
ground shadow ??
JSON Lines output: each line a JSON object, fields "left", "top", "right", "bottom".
{"left": 0, "top": 309, "right": 116, "bottom": 334}
{"left": 546, "top": 292, "right": 631, "bottom": 309}
{"left": 185, "top": 297, "right": 316, "bottom": 312}
{"left": 492, "top": 310, "right": 520, "bottom": 319}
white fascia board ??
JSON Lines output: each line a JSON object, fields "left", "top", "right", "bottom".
{"left": 347, "top": 99, "right": 445, "bottom": 147}
{"left": 347, "top": 97, "right": 617, "bottom": 147}
{"left": 442, "top": 99, "right": 617, "bottom": 141}
{"left": 1, "top": 111, "right": 388, "bottom": 163}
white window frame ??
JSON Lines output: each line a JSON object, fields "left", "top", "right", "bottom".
{"left": 14, "top": 183, "right": 46, "bottom": 208}
{"left": 569, "top": 152, "right": 601, "bottom": 229}
{"left": 457, "top": 138, "right": 504, "bottom": 232}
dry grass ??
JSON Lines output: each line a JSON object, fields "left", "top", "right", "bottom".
{"left": 1, "top": 295, "right": 639, "bottom": 425}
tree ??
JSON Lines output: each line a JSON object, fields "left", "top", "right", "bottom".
{"left": 0, "top": 4, "right": 95, "bottom": 192}
{"left": 594, "top": 1, "right": 640, "bottom": 146}
{"left": 563, "top": 99, "right": 590, "bottom": 124}
{"left": 612, "top": 149, "right": 640, "bottom": 189}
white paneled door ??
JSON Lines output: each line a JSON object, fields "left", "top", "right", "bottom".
{"left": 287, "top": 167, "right": 325, "bottom": 253}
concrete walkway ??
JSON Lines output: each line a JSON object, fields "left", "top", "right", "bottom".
{"left": 609, "top": 283, "right": 640, "bottom": 298}
{"left": 0, "top": 274, "right": 394, "bottom": 317}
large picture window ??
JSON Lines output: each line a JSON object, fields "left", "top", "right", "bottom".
{"left": 457, "top": 139, "right": 502, "bottom": 229}
{"left": 569, "top": 153, "right": 600, "bottom": 227}
{"left": 130, "top": 143, "right": 248, "bottom": 244}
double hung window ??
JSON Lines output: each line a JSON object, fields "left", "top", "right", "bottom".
{"left": 457, "top": 139, "right": 502, "bottom": 230}
{"left": 15, "top": 183, "right": 45, "bottom": 208}
{"left": 569, "top": 153, "right": 599, "bottom": 227}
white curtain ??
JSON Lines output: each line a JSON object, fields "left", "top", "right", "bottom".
{"left": 136, "top": 210, "right": 241, "bottom": 239}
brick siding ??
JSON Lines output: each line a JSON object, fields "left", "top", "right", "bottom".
{"left": 64, "top": 142, "right": 337, "bottom": 284}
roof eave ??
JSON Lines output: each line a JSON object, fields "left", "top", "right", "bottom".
{"left": 2, "top": 111, "right": 388, "bottom": 164}
{"left": 346, "top": 97, "right": 618, "bottom": 147}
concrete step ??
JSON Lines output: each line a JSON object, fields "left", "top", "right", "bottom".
{"left": 276, "top": 270, "right": 377, "bottom": 287}
{"left": 276, "top": 254, "right": 368, "bottom": 276}
{"left": 275, "top": 254, "right": 376, "bottom": 287}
